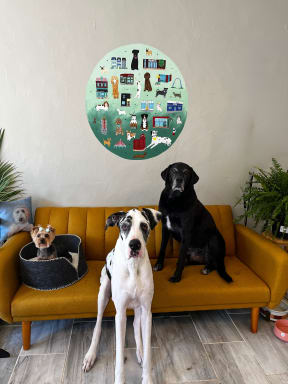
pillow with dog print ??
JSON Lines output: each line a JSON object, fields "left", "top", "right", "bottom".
{"left": 0, "top": 197, "right": 33, "bottom": 244}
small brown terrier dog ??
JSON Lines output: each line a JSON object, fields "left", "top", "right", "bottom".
{"left": 31, "top": 225, "right": 72, "bottom": 262}
{"left": 31, "top": 225, "right": 58, "bottom": 260}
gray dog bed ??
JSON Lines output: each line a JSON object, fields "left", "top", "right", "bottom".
{"left": 20, "top": 235, "right": 88, "bottom": 291}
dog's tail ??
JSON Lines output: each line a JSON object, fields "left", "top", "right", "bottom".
{"left": 217, "top": 262, "right": 233, "bottom": 283}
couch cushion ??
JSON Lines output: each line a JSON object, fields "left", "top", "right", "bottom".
{"left": 34, "top": 205, "right": 235, "bottom": 260}
{"left": 12, "top": 261, "right": 114, "bottom": 320}
{"left": 11, "top": 257, "right": 269, "bottom": 321}
{"left": 152, "top": 256, "right": 269, "bottom": 310}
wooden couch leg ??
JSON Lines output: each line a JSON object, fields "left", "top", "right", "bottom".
{"left": 251, "top": 307, "right": 259, "bottom": 333}
{"left": 22, "top": 321, "right": 31, "bottom": 350}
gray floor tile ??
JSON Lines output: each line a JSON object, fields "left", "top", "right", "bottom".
{"left": 63, "top": 321, "right": 115, "bottom": 384}
{"left": 123, "top": 347, "right": 220, "bottom": 384}
{"left": 191, "top": 310, "right": 243, "bottom": 343}
{"left": 153, "top": 316, "right": 217, "bottom": 382}
{"left": 3, "top": 311, "right": 287, "bottom": 384}
{"left": 125, "top": 316, "right": 158, "bottom": 348}
{"left": 205, "top": 342, "right": 270, "bottom": 384}
{"left": 231, "top": 314, "right": 288, "bottom": 375}
{"left": 8, "top": 354, "right": 65, "bottom": 384}
{"left": 0, "top": 357, "right": 18, "bottom": 384}
{"left": 0, "top": 326, "right": 22, "bottom": 356}
{"left": 20, "top": 319, "right": 73, "bottom": 355}
{"left": 0, "top": 326, "right": 23, "bottom": 384}
{"left": 267, "top": 374, "right": 288, "bottom": 383}
{"left": 124, "top": 347, "right": 159, "bottom": 384}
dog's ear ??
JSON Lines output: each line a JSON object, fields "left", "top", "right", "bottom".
{"left": 31, "top": 225, "right": 40, "bottom": 238}
{"left": 105, "top": 211, "right": 126, "bottom": 230}
{"left": 190, "top": 167, "right": 199, "bottom": 185}
{"left": 161, "top": 165, "right": 171, "bottom": 182}
{"left": 142, "top": 208, "right": 162, "bottom": 230}
{"left": 46, "top": 225, "right": 55, "bottom": 233}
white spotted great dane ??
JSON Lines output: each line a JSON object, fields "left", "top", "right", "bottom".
{"left": 82, "top": 208, "right": 161, "bottom": 384}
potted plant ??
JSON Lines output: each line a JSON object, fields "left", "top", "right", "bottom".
{"left": 236, "top": 158, "right": 288, "bottom": 240}
{"left": 0, "top": 128, "right": 24, "bottom": 201}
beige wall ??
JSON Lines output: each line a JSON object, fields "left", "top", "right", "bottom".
{"left": 1, "top": 0, "right": 288, "bottom": 215}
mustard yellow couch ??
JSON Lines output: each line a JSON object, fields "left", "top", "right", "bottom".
{"left": 1, "top": 205, "right": 288, "bottom": 350}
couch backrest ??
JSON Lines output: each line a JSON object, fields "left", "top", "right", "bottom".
{"left": 34, "top": 205, "right": 235, "bottom": 260}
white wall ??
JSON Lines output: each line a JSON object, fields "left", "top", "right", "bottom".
{"left": 1, "top": 0, "right": 288, "bottom": 216}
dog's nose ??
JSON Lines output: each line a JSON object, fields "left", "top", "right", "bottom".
{"left": 129, "top": 239, "right": 141, "bottom": 251}
{"left": 40, "top": 238, "right": 46, "bottom": 244}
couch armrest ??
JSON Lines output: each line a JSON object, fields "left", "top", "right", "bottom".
{"left": 235, "top": 224, "right": 288, "bottom": 308}
{"left": 0, "top": 232, "right": 30, "bottom": 323}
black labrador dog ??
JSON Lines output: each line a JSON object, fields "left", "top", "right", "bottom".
{"left": 153, "top": 162, "right": 233, "bottom": 283}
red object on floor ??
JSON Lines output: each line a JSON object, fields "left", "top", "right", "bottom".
{"left": 274, "top": 319, "right": 288, "bottom": 342}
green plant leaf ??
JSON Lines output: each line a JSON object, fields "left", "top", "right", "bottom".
{"left": 235, "top": 158, "right": 288, "bottom": 235}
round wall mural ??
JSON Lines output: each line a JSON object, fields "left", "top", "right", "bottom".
{"left": 86, "top": 44, "right": 188, "bottom": 160}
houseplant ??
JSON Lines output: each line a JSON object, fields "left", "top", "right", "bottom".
{"left": 237, "top": 158, "right": 288, "bottom": 239}
{"left": 0, "top": 128, "right": 24, "bottom": 201}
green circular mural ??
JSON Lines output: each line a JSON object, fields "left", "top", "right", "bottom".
{"left": 86, "top": 44, "right": 188, "bottom": 160}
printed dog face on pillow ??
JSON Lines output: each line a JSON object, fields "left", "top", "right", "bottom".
{"left": 12, "top": 207, "right": 30, "bottom": 224}
{"left": 31, "top": 225, "right": 56, "bottom": 249}
{"left": 0, "top": 196, "right": 33, "bottom": 243}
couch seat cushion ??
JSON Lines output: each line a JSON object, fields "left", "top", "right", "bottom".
{"left": 12, "top": 261, "right": 114, "bottom": 320}
{"left": 152, "top": 256, "right": 270, "bottom": 311}
{"left": 12, "top": 257, "right": 270, "bottom": 321}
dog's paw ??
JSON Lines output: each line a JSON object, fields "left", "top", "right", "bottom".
{"left": 169, "top": 275, "right": 181, "bottom": 283}
{"left": 114, "top": 376, "right": 125, "bottom": 384}
{"left": 142, "top": 376, "right": 153, "bottom": 384}
{"left": 82, "top": 351, "right": 96, "bottom": 372}
{"left": 201, "top": 267, "right": 210, "bottom": 275}
{"left": 136, "top": 347, "right": 143, "bottom": 366}
{"left": 153, "top": 262, "right": 163, "bottom": 271}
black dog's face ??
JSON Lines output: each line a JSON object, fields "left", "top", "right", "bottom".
{"left": 161, "top": 162, "right": 199, "bottom": 198}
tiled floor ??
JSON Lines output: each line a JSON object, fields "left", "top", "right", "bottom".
{"left": 1, "top": 309, "right": 288, "bottom": 384}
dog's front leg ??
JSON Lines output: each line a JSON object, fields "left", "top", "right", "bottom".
{"left": 115, "top": 307, "right": 127, "bottom": 384}
{"left": 169, "top": 243, "right": 188, "bottom": 283}
{"left": 154, "top": 220, "right": 170, "bottom": 271}
{"left": 134, "top": 307, "right": 143, "bottom": 365}
{"left": 83, "top": 270, "right": 111, "bottom": 372}
{"left": 141, "top": 306, "right": 153, "bottom": 384}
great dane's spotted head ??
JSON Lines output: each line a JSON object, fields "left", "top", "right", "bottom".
{"left": 161, "top": 162, "right": 199, "bottom": 198}
{"left": 105, "top": 208, "right": 161, "bottom": 259}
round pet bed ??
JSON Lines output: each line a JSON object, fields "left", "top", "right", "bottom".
{"left": 20, "top": 234, "right": 88, "bottom": 290}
